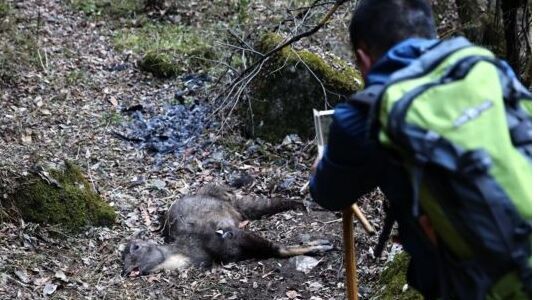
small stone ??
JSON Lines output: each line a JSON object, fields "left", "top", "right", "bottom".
{"left": 43, "top": 283, "right": 57, "bottom": 296}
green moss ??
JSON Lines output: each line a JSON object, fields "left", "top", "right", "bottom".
{"left": 242, "top": 32, "right": 363, "bottom": 142}
{"left": 0, "top": 1, "right": 10, "bottom": 19}
{"left": 113, "top": 23, "right": 216, "bottom": 78}
{"left": 9, "top": 162, "right": 116, "bottom": 231}
{"left": 372, "top": 253, "right": 423, "bottom": 300}
{"left": 258, "top": 33, "right": 362, "bottom": 93}
{"left": 139, "top": 50, "right": 181, "bottom": 78}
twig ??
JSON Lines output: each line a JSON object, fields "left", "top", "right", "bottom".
{"left": 37, "top": 48, "right": 48, "bottom": 74}
{"left": 218, "top": 58, "right": 269, "bottom": 133}
{"left": 288, "top": 0, "right": 336, "bottom": 13}
{"left": 226, "top": 29, "right": 263, "bottom": 56}
{"left": 291, "top": 48, "right": 329, "bottom": 108}
{"left": 191, "top": 56, "right": 237, "bottom": 74}
{"left": 276, "top": 0, "right": 335, "bottom": 31}
{"left": 351, "top": 203, "right": 375, "bottom": 235}
{"left": 322, "top": 218, "right": 342, "bottom": 224}
{"left": 215, "top": 41, "right": 263, "bottom": 56}
{"left": 86, "top": 161, "right": 98, "bottom": 194}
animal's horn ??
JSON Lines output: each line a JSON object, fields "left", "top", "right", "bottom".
{"left": 131, "top": 229, "right": 146, "bottom": 239}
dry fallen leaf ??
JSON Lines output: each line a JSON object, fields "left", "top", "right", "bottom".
{"left": 33, "top": 276, "right": 50, "bottom": 287}
{"left": 139, "top": 205, "right": 152, "bottom": 227}
{"left": 54, "top": 270, "right": 69, "bottom": 283}
{"left": 21, "top": 135, "right": 32, "bottom": 144}
{"left": 108, "top": 96, "right": 118, "bottom": 106}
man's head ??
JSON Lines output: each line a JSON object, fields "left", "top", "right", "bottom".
{"left": 349, "top": 0, "right": 437, "bottom": 75}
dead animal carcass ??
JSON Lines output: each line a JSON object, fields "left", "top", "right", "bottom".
{"left": 122, "top": 185, "right": 332, "bottom": 276}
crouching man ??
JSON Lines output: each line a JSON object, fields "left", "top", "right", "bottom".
{"left": 310, "top": 0, "right": 532, "bottom": 299}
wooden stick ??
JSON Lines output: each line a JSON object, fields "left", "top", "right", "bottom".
{"left": 351, "top": 204, "right": 376, "bottom": 236}
{"left": 342, "top": 207, "right": 358, "bottom": 300}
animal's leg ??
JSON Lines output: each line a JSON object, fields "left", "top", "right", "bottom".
{"left": 232, "top": 196, "right": 305, "bottom": 220}
{"left": 206, "top": 228, "right": 333, "bottom": 262}
{"left": 276, "top": 240, "right": 334, "bottom": 257}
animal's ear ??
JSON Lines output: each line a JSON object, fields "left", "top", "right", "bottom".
{"left": 129, "top": 241, "right": 142, "bottom": 254}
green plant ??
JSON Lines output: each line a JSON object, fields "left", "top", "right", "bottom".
{"left": 237, "top": 0, "right": 250, "bottom": 24}
{"left": 70, "top": 0, "right": 144, "bottom": 17}
{"left": 65, "top": 69, "right": 87, "bottom": 85}
{"left": 100, "top": 111, "right": 123, "bottom": 126}
{"left": 0, "top": 1, "right": 11, "bottom": 19}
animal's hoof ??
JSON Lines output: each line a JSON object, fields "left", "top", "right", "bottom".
{"left": 302, "top": 239, "right": 331, "bottom": 246}
{"left": 307, "top": 240, "right": 334, "bottom": 253}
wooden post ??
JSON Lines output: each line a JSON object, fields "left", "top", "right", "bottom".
{"left": 342, "top": 207, "right": 358, "bottom": 300}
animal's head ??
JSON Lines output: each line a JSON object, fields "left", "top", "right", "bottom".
{"left": 121, "top": 239, "right": 165, "bottom": 276}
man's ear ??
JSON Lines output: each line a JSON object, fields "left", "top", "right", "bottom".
{"left": 356, "top": 48, "right": 373, "bottom": 75}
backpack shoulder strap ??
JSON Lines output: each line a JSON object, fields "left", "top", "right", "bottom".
{"left": 349, "top": 84, "right": 383, "bottom": 106}
{"left": 349, "top": 84, "right": 384, "bottom": 139}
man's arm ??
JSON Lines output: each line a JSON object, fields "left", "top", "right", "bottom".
{"left": 309, "top": 101, "right": 384, "bottom": 211}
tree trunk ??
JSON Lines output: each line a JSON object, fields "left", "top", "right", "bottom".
{"left": 454, "top": 0, "right": 486, "bottom": 42}
{"left": 501, "top": 0, "right": 522, "bottom": 75}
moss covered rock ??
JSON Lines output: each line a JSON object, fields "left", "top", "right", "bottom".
{"left": 8, "top": 162, "right": 116, "bottom": 231}
{"left": 371, "top": 253, "right": 423, "bottom": 300}
{"left": 138, "top": 50, "right": 181, "bottom": 78}
{"left": 242, "top": 33, "right": 363, "bottom": 142}
{"left": 114, "top": 23, "right": 216, "bottom": 78}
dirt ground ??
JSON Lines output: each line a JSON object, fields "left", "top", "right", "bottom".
{"left": 0, "top": 1, "right": 402, "bottom": 299}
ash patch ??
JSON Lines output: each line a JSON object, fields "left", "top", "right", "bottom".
{"left": 113, "top": 74, "right": 216, "bottom": 155}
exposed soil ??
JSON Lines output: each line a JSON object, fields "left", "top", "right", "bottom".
{"left": 0, "top": 1, "right": 400, "bottom": 299}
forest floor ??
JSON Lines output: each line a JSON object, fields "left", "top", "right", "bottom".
{"left": 0, "top": 0, "right": 432, "bottom": 299}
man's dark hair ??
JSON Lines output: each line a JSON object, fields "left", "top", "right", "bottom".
{"left": 349, "top": 0, "right": 437, "bottom": 57}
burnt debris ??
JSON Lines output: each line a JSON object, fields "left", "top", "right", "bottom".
{"left": 113, "top": 74, "right": 216, "bottom": 155}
